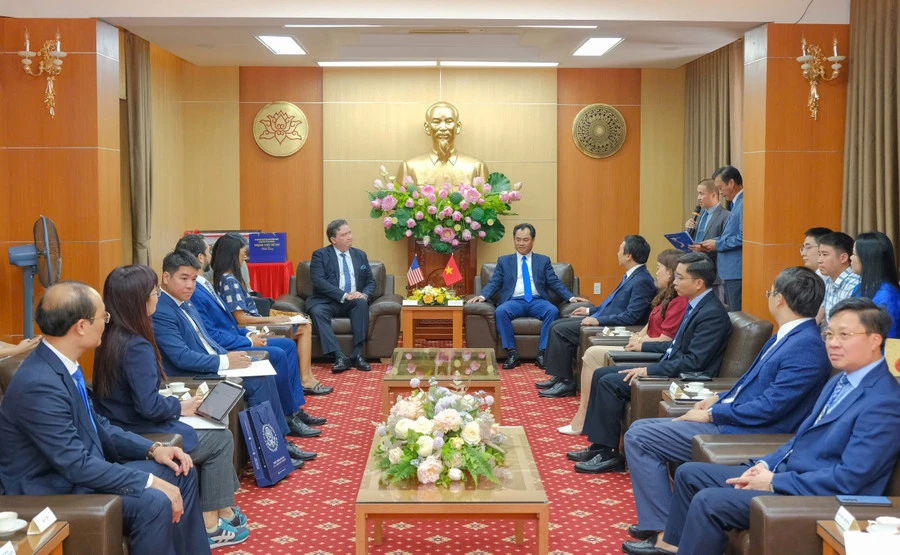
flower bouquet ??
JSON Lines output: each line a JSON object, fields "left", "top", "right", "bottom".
{"left": 367, "top": 165, "right": 523, "bottom": 254}
{"left": 374, "top": 376, "right": 507, "bottom": 486}
{"left": 407, "top": 285, "right": 459, "bottom": 306}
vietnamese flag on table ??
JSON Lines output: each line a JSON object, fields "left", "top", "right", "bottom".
{"left": 443, "top": 254, "right": 463, "bottom": 286}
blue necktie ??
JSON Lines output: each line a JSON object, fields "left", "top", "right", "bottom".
{"left": 663, "top": 303, "right": 694, "bottom": 360}
{"left": 815, "top": 375, "right": 851, "bottom": 423}
{"left": 521, "top": 256, "right": 533, "bottom": 302}
{"left": 203, "top": 280, "right": 228, "bottom": 313}
{"left": 72, "top": 366, "right": 97, "bottom": 432}
{"left": 181, "top": 302, "right": 227, "bottom": 355}
{"left": 596, "top": 274, "right": 628, "bottom": 315}
{"left": 695, "top": 211, "right": 709, "bottom": 241}
{"left": 341, "top": 253, "right": 352, "bottom": 294}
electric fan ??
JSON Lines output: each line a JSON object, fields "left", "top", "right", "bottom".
{"left": 7, "top": 216, "right": 62, "bottom": 338}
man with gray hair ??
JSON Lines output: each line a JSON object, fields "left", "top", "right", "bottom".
{"left": 307, "top": 219, "right": 377, "bottom": 373}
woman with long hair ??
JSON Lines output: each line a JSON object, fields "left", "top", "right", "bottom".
{"left": 850, "top": 232, "right": 900, "bottom": 338}
{"left": 93, "top": 265, "right": 249, "bottom": 549}
{"left": 211, "top": 233, "right": 327, "bottom": 395}
{"left": 559, "top": 249, "right": 688, "bottom": 435}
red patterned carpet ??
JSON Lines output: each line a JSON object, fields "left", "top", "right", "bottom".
{"left": 221, "top": 362, "right": 637, "bottom": 555}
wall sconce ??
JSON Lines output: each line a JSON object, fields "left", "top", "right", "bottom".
{"left": 17, "top": 29, "right": 67, "bottom": 117}
{"left": 796, "top": 36, "right": 846, "bottom": 120}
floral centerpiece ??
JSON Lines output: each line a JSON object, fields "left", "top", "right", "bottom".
{"left": 407, "top": 285, "right": 459, "bottom": 306}
{"left": 374, "top": 376, "right": 507, "bottom": 486}
{"left": 368, "top": 165, "right": 523, "bottom": 254}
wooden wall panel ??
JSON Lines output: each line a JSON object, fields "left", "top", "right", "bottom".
{"left": 240, "top": 67, "right": 324, "bottom": 266}
{"left": 557, "top": 69, "right": 642, "bottom": 304}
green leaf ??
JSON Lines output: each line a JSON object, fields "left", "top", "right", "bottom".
{"left": 394, "top": 208, "right": 411, "bottom": 222}
{"left": 431, "top": 241, "right": 453, "bottom": 254}
{"left": 449, "top": 192, "right": 464, "bottom": 204}
{"left": 406, "top": 184, "right": 418, "bottom": 195}
{"left": 376, "top": 190, "right": 390, "bottom": 199}
{"left": 367, "top": 191, "right": 376, "bottom": 201}
{"left": 482, "top": 220, "right": 505, "bottom": 243}
{"left": 370, "top": 208, "right": 383, "bottom": 219}
{"left": 385, "top": 225, "right": 406, "bottom": 241}
{"left": 469, "top": 207, "right": 485, "bottom": 222}
{"left": 412, "top": 225, "right": 429, "bottom": 239}
{"left": 487, "top": 172, "right": 510, "bottom": 192}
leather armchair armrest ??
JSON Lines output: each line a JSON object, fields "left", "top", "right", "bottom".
{"left": 370, "top": 294, "right": 403, "bottom": 316}
{"left": 272, "top": 294, "right": 305, "bottom": 313}
{"left": 628, "top": 379, "right": 675, "bottom": 426}
{"left": 2, "top": 494, "right": 123, "bottom": 555}
{"left": 463, "top": 300, "right": 497, "bottom": 317}
{"left": 609, "top": 351, "right": 664, "bottom": 364}
{"left": 563, "top": 302, "right": 592, "bottom": 317}
{"left": 691, "top": 434, "right": 794, "bottom": 465}
{"left": 589, "top": 336, "right": 631, "bottom": 347}
{"left": 262, "top": 324, "right": 294, "bottom": 337}
{"left": 142, "top": 433, "right": 184, "bottom": 449}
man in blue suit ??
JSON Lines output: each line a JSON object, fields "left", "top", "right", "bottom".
{"left": 622, "top": 266, "right": 831, "bottom": 544}
{"left": 692, "top": 165, "right": 743, "bottom": 311}
{"left": 468, "top": 223, "right": 589, "bottom": 369}
{"left": 306, "top": 219, "right": 377, "bottom": 373}
{"left": 570, "top": 253, "right": 732, "bottom": 472}
{"left": 623, "top": 297, "right": 900, "bottom": 555}
{"left": 151, "top": 251, "right": 314, "bottom": 467}
{"left": 0, "top": 282, "right": 210, "bottom": 555}
{"left": 537, "top": 235, "right": 657, "bottom": 397}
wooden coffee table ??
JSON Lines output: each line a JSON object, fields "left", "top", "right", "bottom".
{"left": 355, "top": 426, "right": 548, "bottom": 554}
{"left": 7, "top": 521, "right": 69, "bottom": 555}
{"left": 382, "top": 347, "right": 502, "bottom": 423}
{"left": 401, "top": 305, "right": 463, "bottom": 348}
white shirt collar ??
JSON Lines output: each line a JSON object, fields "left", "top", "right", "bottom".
{"left": 776, "top": 317, "right": 813, "bottom": 341}
{"left": 162, "top": 288, "right": 185, "bottom": 307}
{"left": 333, "top": 245, "right": 351, "bottom": 258}
{"left": 733, "top": 190, "right": 744, "bottom": 203}
{"left": 625, "top": 263, "right": 644, "bottom": 279}
{"left": 705, "top": 203, "right": 720, "bottom": 215}
{"left": 43, "top": 340, "right": 80, "bottom": 376}
{"left": 196, "top": 275, "right": 211, "bottom": 288}
{"left": 519, "top": 252, "right": 532, "bottom": 263}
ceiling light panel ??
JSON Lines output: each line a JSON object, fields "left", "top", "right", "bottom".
{"left": 573, "top": 37, "right": 624, "bottom": 56}
{"left": 256, "top": 35, "right": 306, "bottom": 55}
{"left": 440, "top": 61, "right": 558, "bottom": 67}
{"left": 317, "top": 61, "right": 438, "bottom": 67}
{"left": 518, "top": 25, "right": 598, "bottom": 29}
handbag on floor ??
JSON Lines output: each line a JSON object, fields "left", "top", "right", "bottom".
{"left": 238, "top": 400, "right": 293, "bottom": 486}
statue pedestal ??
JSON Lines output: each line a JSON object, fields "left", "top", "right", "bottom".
{"left": 406, "top": 239, "right": 477, "bottom": 297}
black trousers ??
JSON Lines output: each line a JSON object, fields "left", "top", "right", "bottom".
{"left": 307, "top": 297, "right": 369, "bottom": 356}
{"left": 543, "top": 317, "right": 583, "bottom": 379}
{"left": 582, "top": 366, "right": 632, "bottom": 448}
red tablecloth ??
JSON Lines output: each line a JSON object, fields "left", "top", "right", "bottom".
{"left": 247, "top": 261, "right": 294, "bottom": 299}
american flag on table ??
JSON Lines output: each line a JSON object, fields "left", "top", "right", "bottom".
{"left": 407, "top": 255, "right": 424, "bottom": 286}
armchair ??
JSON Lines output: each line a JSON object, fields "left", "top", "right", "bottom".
{"left": 272, "top": 261, "right": 403, "bottom": 359}
{"left": 464, "top": 262, "right": 590, "bottom": 359}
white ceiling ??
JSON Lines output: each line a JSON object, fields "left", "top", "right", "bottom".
{"left": 5, "top": 1, "right": 851, "bottom": 68}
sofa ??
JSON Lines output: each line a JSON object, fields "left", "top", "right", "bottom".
{"left": 464, "top": 262, "right": 590, "bottom": 359}
{"left": 692, "top": 434, "right": 900, "bottom": 555}
{"left": 272, "top": 261, "right": 403, "bottom": 359}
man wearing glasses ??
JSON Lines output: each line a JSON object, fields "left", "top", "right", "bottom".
{"left": 623, "top": 297, "right": 900, "bottom": 555}
{"left": 800, "top": 227, "right": 833, "bottom": 277}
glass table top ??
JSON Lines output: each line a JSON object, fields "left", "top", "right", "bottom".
{"left": 385, "top": 348, "right": 498, "bottom": 382}
{"left": 357, "top": 426, "right": 547, "bottom": 505}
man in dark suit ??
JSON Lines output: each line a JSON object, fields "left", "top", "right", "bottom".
{"left": 151, "top": 251, "right": 316, "bottom": 467}
{"left": 306, "top": 219, "right": 377, "bottom": 373}
{"left": 569, "top": 253, "right": 732, "bottom": 473}
{"left": 468, "top": 223, "right": 589, "bottom": 369}
{"left": 622, "top": 266, "right": 831, "bottom": 543}
{"left": 684, "top": 179, "right": 729, "bottom": 246}
{"left": 624, "top": 297, "right": 900, "bottom": 555}
{"left": 537, "top": 235, "right": 657, "bottom": 397}
{"left": 0, "top": 282, "right": 210, "bottom": 555}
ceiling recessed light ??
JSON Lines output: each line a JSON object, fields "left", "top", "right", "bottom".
{"left": 284, "top": 24, "right": 383, "bottom": 28}
{"left": 256, "top": 35, "right": 306, "bottom": 55}
{"left": 518, "top": 25, "right": 598, "bottom": 29}
{"left": 317, "top": 61, "right": 438, "bottom": 67}
{"left": 440, "top": 61, "right": 559, "bottom": 68}
{"left": 573, "top": 37, "right": 624, "bottom": 57}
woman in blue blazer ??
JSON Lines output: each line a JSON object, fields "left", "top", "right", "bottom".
{"left": 93, "top": 265, "right": 250, "bottom": 549}
{"left": 850, "top": 232, "right": 900, "bottom": 338}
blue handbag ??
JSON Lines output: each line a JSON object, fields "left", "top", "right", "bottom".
{"left": 238, "top": 401, "right": 293, "bottom": 486}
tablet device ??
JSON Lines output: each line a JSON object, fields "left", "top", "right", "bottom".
{"left": 835, "top": 495, "right": 892, "bottom": 506}
{"left": 196, "top": 380, "right": 244, "bottom": 425}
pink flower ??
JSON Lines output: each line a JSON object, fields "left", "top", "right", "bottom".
{"left": 465, "top": 217, "right": 472, "bottom": 224}
{"left": 427, "top": 205, "right": 437, "bottom": 215}
{"left": 421, "top": 185, "right": 435, "bottom": 196}
{"left": 462, "top": 351, "right": 472, "bottom": 360}
{"left": 464, "top": 188, "right": 481, "bottom": 203}
{"left": 500, "top": 192, "right": 510, "bottom": 202}
{"left": 477, "top": 198, "right": 485, "bottom": 205}
{"left": 473, "top": 176, "right": 484, "bottom": 186}
{"left": 461, "top": 230, "right": 472, "bottom": 241}
{"left": 407, "top": 219, "right": 416, "bottom": 228}
{"left": 412, "top": 191, "right": 420, "bottom": 199}
{"left": 433, "top": 409, "right": 462, "bottom": 433}
{"left": 373, "top": 179, "right": 384, "bottom": 189}
{"left": 427, "top": 194, "right": 437, "bottom": 203}
{"left": 383, "top": 217, "right": 392, "bottom": 229}
{"left": 512, "top": 181, "right": 523, "bottom": 191}
{"left": 404, "top": 175, "right": 414, "bottom": 185}
{"left": 439, "top": 189, "right": 449, "bottom": 199}
{"left": 451, "top": 239, "right": 459, "bottom": 247}
{"left": 442, "top": 182, "right": 452, "bottom": 190}
{"left": 371, "top": 198, "right": 383, "bottom": 209}
{"left": 415, "top": 211, "right": 424, "bottom": 220}
{"left": 439, "top": 228, "right": 457, "bottom": 243}
{"left": 435, "top": 225, "right": 444, "bottom": 233}
{"left": 451, "top": 211, "right": 463, "bottom": 221}
{"left": 416, "top": 455, "right": 444, "bottom": 485}
{"left": 459, "top": 200, "right": 469, "bottom": 210}
{"left": 478, "top": 231, "right": 486, "bottom": 238}
{"left": 405, "top": 229, "right": 413, "bottom": 237}
{"left": 405, "top": 198, "right": 415, "bottom": 208}
{"left": 509, "top": 191, "right": 521, "bottom": 201}
{"left": 470, "top": 221, "right": 481, "bottom": 230}
{"left": 481, "top": 184, "right": 491, "bottom": 193}
{"left": 381, "top": 196, "right": 398, "bottom": 211}
{"left": 387, "top": 182, "right": 395, "bottom": 191}
{"left": 399, "top": 186, "right": 406, "bottom": 192}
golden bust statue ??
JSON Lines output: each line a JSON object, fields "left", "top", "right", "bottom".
{"left": 397, "top": 102, "right": 489, "bottom": 187}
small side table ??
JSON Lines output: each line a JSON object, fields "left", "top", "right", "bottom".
{"left": 401, "top": 305, "right": 464, "bottom": 348}
{"left": 9, "top": 521, "right": 69, "bottom": 555}
{"left": 818, "top": 520, "right": 850, "bottom": 555}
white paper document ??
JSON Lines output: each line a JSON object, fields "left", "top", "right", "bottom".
{"left": 179, "top": 416, "right": 228, "bottom": 430}
{"left": 219, "top": 359, "right": 277, "bottom": 378}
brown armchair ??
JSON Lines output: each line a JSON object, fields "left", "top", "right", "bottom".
{"left": 692, "top": 434, "right": 900, "bottom": 555}
{"left": 272, "top": 261, "right": 403, "bottom": 359}
{"left": 464, "top": 262, "right": 590, "bottom": 359}
{"left": 621, "top": 311, "right": 774, "bottom": 428}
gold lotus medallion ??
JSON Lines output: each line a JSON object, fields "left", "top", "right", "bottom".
{"left": 572, "top": 103, "right": 627, "bottom": 159}
{"left": 253, "top": 101, "right": 309, "bottom": 157}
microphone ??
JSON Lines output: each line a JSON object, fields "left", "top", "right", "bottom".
{"left": 687, "top": 204, "right": 701, "bottom": 229}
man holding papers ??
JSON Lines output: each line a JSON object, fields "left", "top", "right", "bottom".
{"left": 151, "top": 250, "right": 319, "bottom": 467}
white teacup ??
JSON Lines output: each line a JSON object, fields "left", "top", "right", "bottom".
{"left": 614, "top": 326, "right": 626, "bottom": 332}
{"left": 876, "top": 516, "right": 900, "bottom": 527}
{"left": 0, "top": 512, "right": 17, "bottom": 521}
{"left": 683, "top": 382, "right": 704, "bottom": 393}
{"left": 245, "top": 326, "right": 258, "bottom": 333}
{"left": 867, "top": 523, "right": 900, "bottom": 535}
{"left": 169, "top": 381, "right": 185, "bottom": 390}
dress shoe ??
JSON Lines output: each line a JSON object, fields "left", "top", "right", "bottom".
{"left": 566, "top": 445, "right": 605, "bottom": 462}
{"left": 302, "top": 382, "right": 334, "bottom": 396}
{"left": 331, "top": 354, "right": 352, "bottom": 374}
{"left": 574, "top": 452, "right": 627, "bottom": 474}
{"left": 557, "top": 424, "right": 581, "bottom": 436}
{"left": 538, "top": 380, "right": 576, "bottom": 398}
{"left": 535, "top": 349, "right": 546, "bottom": 369}
{"left": 288, "top": 418, "right": 322, "bottom": 438}
{"left": 628, "top": 525, "right": 658, "bottom": 541}
{"left": 622, "top": 537, "right": 675, "bottom": 555}
{"left": 502, "top": 350, "right": 521, "bottom": 369}
{"left": 285, "top": 441, "right": 318, "bottom": 461}
{"left": 535, "top": 375, "right": 562, "bottom": 389}
{"left": 295, "top": 409, "right": 326, "bottom": 426}
{"left": 290, "top": 458, "right": 305, "bottom": 470}
{"left": 351, "top": 354, "right": 371, "bottom": 372}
